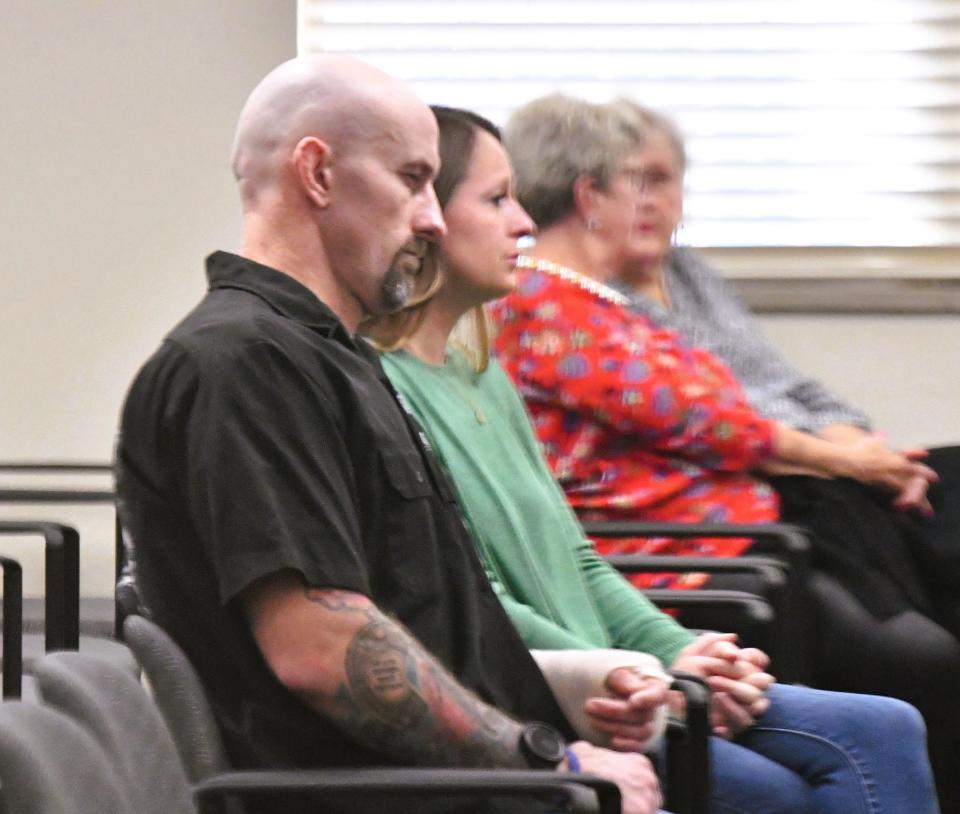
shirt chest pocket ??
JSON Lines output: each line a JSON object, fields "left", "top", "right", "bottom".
{"left": 379, "top": 447, "right": 434, "bottom": 499}
{"left": 374, "top": 447, "right": 452, "bottom": 609}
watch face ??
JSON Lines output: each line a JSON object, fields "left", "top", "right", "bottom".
{"left": 522, "top": 721, "right": 566, "bottom": 766}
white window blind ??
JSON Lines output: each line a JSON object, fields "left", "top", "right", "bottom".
{"left": 299, "top": 0, "right": 960, "bottom": 249}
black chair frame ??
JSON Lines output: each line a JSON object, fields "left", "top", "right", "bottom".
{"left": 0, "top": 521, "right": 80, "bottom": 651}
{"left": 584, "top": 521, "right": 811, "bottom": 682}
{"left": 0, "top": 463, "right": 120, "bottom": 635}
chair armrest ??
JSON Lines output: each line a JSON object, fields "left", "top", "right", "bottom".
{"left": 194, "top": 767, "right": 620, "bottom": 814}
{"left": 664, "top": 671, "right": 711, "bottom": 814}
{"left": 604, "top": 554, "right": 786, "bottom": 586}
{"left": 642, "top": 589, "right": 773, "bottom": 623}
{"left": 581, "top": 519, "right": 807, "bottom": 546}
{"left": 0, "top": 556, "right": 22, "bottom": 697}
{"left": 0, "top": 521, "right": 79, "bottom": 650}
{"left": 643, "top": 589, "right": 775, "bottom": 655}
{"left": 608, "top": 554, "right": 787, "bottom": 638}
{"left": 583, "top": 521, "right": 809, "bottom": 573}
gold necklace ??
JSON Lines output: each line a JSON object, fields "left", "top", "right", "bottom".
{"left": 517, "top": 255, "right": 631, "bottom": 307}
{"left": 446, "top": 363, "right": 487, "bottom": 425}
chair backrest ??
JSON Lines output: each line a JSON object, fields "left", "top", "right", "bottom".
{"left": 122, "top": 613, "right": 232, "bottom": 782}
{"left": 31, "top": 649, "right": 196, "bottom": 814}
{"left": 0, "top": 700, "right": 133, "bottom": 814}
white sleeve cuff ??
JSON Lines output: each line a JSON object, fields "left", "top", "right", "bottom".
{"left": 531, "top": 648, "right": 670, "bottom": 752}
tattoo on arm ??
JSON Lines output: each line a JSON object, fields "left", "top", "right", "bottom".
{"left": 305, "top": 588, "right": 524, "bottom": 767}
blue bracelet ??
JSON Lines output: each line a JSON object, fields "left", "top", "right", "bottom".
{"left": 564, "top": 747, "right": 581, "bottom": 773}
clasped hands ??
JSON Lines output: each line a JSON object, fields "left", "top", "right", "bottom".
{"left": 584, "top": 632, "right": 775, "bottom": 747}
{"left": 671, "top": 632, "right": 774, "bottom": 739}
{"left": 568, "top": 635, "right": 771, "bottom": 814}
{"left": 842, "top": 433, "right": 935, "bottom": 515}
{"left": 820, "top": 425, "right": 937, "bottom": 516}
{"left": 581, "top": 662, "right": 672, "bottom": 752}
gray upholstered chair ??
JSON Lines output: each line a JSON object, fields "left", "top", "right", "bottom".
{"left": 31, "top": 647, "right": 619, "bottom": 814}
{"left": 0, "top": 701, "right": 133, "bottom": 814}
{"left": 31, "top": 649, "right": 196, "bottom": 814}
{"left": 122, "top": 613, "right": 231, "bottom": 783}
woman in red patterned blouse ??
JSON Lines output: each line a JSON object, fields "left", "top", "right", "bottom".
{"left": 492, "top": 256, "right": 779, "bottom": 586}
{"left": 494, "top": 94, "right": 934, "bottom": 590}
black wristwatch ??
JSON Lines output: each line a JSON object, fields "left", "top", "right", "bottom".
{"left": 518, "top": 721, "right": 567, "bottom": 769}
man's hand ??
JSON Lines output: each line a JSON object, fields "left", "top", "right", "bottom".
{"left": 566, "top": 740, "right": 662, "bottom": 814}
{"left": 671, "top": 633, "right": 775, "bottom": 739}
{"left": 582, "top": 666, "right": 670, "bottom": 752}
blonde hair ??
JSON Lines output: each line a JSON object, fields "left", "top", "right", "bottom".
{"left": 449, "top": 305, "right": 491, "bottom": 373}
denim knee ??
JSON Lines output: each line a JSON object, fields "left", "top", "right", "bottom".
{"left": 711, "top": 736, "right": 815, "bottom": 814}
{"left": 843, "top": 694, "right": 927, "bottom": 749}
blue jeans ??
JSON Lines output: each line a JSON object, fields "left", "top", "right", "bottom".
{"left": 710, "top": 683, "right": 939, "bottom": 814}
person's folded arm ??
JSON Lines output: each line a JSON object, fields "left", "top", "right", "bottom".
{"left": 244, "top": 569, "right": 528, "bottom": 768}
{"left": 765, "top": 422, "right": 936, "bottom": 502}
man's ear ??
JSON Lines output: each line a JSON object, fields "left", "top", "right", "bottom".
{"left": 293, "top": 136, "right": 333, "bottom": 208}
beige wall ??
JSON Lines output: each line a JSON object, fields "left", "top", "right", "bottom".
{"left": 757, "top": 314, "right": 960, "bottom": 450}
{"left": 1, "top": 0, "right": 296, "bottom": 594}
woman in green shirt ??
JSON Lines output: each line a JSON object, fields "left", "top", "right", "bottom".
{"left": 363, "top": 104, "right": 939, "bottom": 814}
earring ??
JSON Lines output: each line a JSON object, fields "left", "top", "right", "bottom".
{"left": 586, "top": 217, "right": 600, "bottom": 232}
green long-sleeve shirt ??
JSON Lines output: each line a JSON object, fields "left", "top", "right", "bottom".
{"left": 383, "top": 348, "right": 695, "bottom": 665}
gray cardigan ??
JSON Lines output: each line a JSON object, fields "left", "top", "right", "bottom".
{"left": 619, "top": 247, "right": 871, "bottom": 433}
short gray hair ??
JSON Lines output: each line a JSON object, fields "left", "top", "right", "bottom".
{"left": 611, "top": 98, "right": 687, "bottom": 175}
{"left": 503, "top": 94, "right": 645, "bottom": 229}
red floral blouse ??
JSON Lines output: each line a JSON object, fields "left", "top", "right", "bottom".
{"left": 490, "top": 259, "right": 780, "bottom": 589}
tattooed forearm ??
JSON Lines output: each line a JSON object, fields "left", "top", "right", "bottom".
{"left": 346, "top": 618, "right": 429, "bottom": 728}
{"left": 305, "top": 588, "right": 524, "bottom": 768}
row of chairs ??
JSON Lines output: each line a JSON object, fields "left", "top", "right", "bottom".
{"left": 0, "top": 617, "right": 621, "bottom": 813}
{"left": 0, "top": 462, "right": 814, "bottom": 812}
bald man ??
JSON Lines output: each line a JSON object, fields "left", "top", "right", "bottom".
{"left": 115, "top": 56, "right": 660, "bottom": 814}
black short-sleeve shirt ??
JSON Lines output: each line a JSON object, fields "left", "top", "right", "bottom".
{"left": 116, "top": 251, "right": 572, "bottom": 774}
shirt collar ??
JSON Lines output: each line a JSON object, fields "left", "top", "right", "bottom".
{"left": 609, "top": 276, "right": 671, "bottom": 323}
{"left": 205, "top": 251, "right": 351, "bottom": 340}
